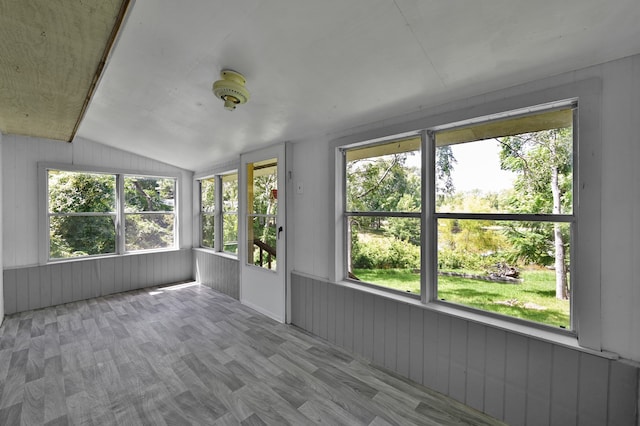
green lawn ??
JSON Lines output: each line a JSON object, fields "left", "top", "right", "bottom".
{"left": 352, "top": 268, "right": 570, "bottom": 328}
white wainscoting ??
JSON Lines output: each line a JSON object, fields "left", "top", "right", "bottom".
{"left": 193, "top": 249, "right": 239, "bottom": 300}
{"left": 3, "top": 250, "right": 192, "bottom": 314}
{"left": 291, "top": 272, "right": 638, "bottom": 426}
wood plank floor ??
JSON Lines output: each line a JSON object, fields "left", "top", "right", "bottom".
{"left": 0, "top": 282, "right": 504, "bottom": 425}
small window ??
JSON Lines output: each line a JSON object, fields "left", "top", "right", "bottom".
{"left": 198, "top": 172, "right": 238, "bottom": 255}
{"left": 222, "top": 173, "right": 238, "bottom": 254}
{"left": 124, "top": 176, "right": 176, "bottom": 251}
{"left": 433, "top": 107, "right": 574, "bottom": 328}
{"left": 47, "top": 170, "right": 117, "bottom": 259}
{"left": 344, "top": 137, "right": 421, "bottom": 295}
{"left": 200, "top": 178, "right": 215, "bottom": 248}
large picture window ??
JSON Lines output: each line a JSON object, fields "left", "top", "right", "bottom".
{"left": 46, "top": 168, "right": 177, "bottom": 261}
{"left": 342, "top": 103, "right": 577, "bottom": 330}
{"left": 433, "top": 107, "right": 574, "bottom": 328}
{"left": 198, "top": 171, "right": 238, "bottom": 255}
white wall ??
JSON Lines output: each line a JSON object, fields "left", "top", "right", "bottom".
{"left": 291, "top": 53, "right": 640, "bottom": 363}
{"left": 2, "top": 135, "right": 194, "bottom": 268}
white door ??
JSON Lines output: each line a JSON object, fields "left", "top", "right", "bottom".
{"left": 239, "top": 144, "right": 286, "bottom": 322}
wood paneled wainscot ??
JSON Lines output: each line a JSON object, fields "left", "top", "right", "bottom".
{"left": 3, "top": 250, "right": 192, "bottom": 314}
{"left": 193, "top": 249, "right": 239, "bottom": 300}
{"left": 291, "top": 271, "right": 639, "bottom": 426}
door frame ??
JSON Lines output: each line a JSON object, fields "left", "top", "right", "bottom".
{"left": 238, "top": 143, "right": 288, "bottom": 322}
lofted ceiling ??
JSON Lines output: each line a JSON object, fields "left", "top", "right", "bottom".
{"left": 0, "top": 0, "right": 130, "bottom": 141}
{"left": 4, "top": 1, "right": 640, "bottom": 172}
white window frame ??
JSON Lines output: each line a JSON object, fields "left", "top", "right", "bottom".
{"left": 427, "top": 102, "right": 577, "bottom": 332}
{"left": 199, "top": 176, "right": 216, "bottom": 249}
{"left": 39, "top": 163, "right": 179, "bottom": 263}
{"left": 196, "top": 169, "right": 238, "bottom": 256}
{"left": 341, "top": 136, "right": 423, "bottom": 299}
{"left": 221, "top": 172, "right": 239, "bottom": 255}
{"left": 331, "top": 79, "right": 602, "bottom": 350}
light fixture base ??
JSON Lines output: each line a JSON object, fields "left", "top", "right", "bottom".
{"left": 212, "top": 69, "right": 250, "bottom": 111}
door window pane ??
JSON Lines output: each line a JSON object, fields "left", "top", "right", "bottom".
{"left": 247, "top": 159, "right": 277, "bottom": 270}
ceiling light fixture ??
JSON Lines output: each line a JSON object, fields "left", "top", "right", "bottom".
{"left": 212, "top": 69, "right": 250, "bottom": 111}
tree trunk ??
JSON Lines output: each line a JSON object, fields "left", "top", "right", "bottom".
{"left": 551, "top": 164, "right": 568, "bottom": 299}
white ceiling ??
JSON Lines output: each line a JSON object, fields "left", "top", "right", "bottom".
{"left": 76, "top": 0, "right": 640, "bottom": 172}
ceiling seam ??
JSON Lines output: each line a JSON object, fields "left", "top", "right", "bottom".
{"left": 70, "top": 0, "right": 133, "bottom": 143}
{"left": 392, "top": 0, "right": 447, "bottom": 89}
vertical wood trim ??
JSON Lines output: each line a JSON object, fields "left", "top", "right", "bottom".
{"left": 4, "top": 269, "right": 17, "bottom": 314}
{"left": 550, "top": 345, "right": 579, "bottom": 426}
{"left": 49, "top": 264, "right": 62, "bottom": 307}
{"left": 396, "top": 303, "right": 410, "bottom": 377}
{"left": 449, "top": 317, "right": 468, "bottom": 402}
{"left": 291, "top": 273, "right": 300, "bottom": 326}
{"left": 327, "top": 282, "right": 337, "bottom": 344}
{"left": 372, "top": 296, "right": 385, "bottom": 366}
{"left": 577, "top": 353, "right": 609, "bottom": 426}
{"left": 306, "top": 276, "right": 314, "bottom": 333}
{"left": 484, "top": 327, "right": 506, "bottom": 421}
{"left": 383, "top": 299, "right": 397, "bottom": 371}
{"left": 607, "top": 360, "right": 638, "bottom": 425}
{"left": 61, "top": 263, "right": 73, "bottom": 304}
{"left": 422, "top": 309, "right": 438, "bottom": 390}
{"left": 28, "top": 267, "right": 41, "bottom": 310}
{"left": 504, "top": 334, "right": 529, "bottom": 426}
{"left": 335, "top": 285, "right": 345, "bottom": 347}
{"left": 408, "top": 305, "right": 423, "bottom": 384}
{"left": 526, "top": 340, "right": 553, "bottom": 425}
{"left": 362, "top": 293, "right": 374, "bottom": 359}
{"left": 344, "top": 288, "right": 354, "bottom": 352}
{"left": 435, "top": 314, "right": 451, "bottom": 394}
{"left": 466, "top": 322, "right": 486, "bottom": 412}
{"left": 312, "top": 278, "right": 321, "bottom": 336}
{"left": 352, "top": 290, "right": 364, "bottom": 357}
{"left": 318, "top": 279, "right": 328, "bottom": 340}
{"left": 15, "top": 268, "right": 28, "bottom": 311}
{"left": 39, "top": 265, "right": 51, "bottom": 309}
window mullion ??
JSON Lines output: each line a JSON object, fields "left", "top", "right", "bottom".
{"left": 423, "top": 130, "right": 435, "bottom": 304}
{"left": 116, "top": 174, "right": 125, "bottom": 254}
{"left": 215, "top": 175, "right": 223, "bottom": 252}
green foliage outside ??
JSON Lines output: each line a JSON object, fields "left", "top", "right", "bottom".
{"left": 222, "top": 175, "right": 239, "bottom": 254}
{"left": 352, "top": 268, "right": 570, "bottom": 328}
{"left": 249, "top": 164, "right": 278, "bottom": 268}
{"left": 49, "top": 171, "right": 117, "bottom": 258}
{"left": 200, "top": 178, "right": 215, "bottom": 248}
{"left": 48, "top": 171, "right": 175, "bottom": 258}
{"left": 346, "top": 120, "right": 573, "bottom": 327}
{"left": 124, "top": 176, "right": 175, "bottom": 251}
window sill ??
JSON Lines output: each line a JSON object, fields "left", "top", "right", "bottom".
{"left": 318, "top": 273, "right": 619, "bottom": 360}
{"left": 45, "top": 247, "right": 185, "bottom": 265}
{"left": 192, "top": 247, "right": 238, "bottom": 260}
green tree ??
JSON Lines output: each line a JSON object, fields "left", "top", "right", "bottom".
{"left": 222, "top": 175, "right": 239, "bottom": 252}
{"left": 124, "top": 177, "right": 175, "bottom": 251}
{"left": 498, "top": 128, "right": 572, "bottom": 299}
{"left": 201, "top": 178, "right": 215, "bottom": 248}
{"left": 436, "top": 145, "right": 457, "bottom": 204}
{"left": 48, "top": 171, "right": 116, "bottom": 258}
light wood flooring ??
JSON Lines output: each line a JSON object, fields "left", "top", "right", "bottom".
{"left": 0, "top": 282, "right": 504, "bottom": 425}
